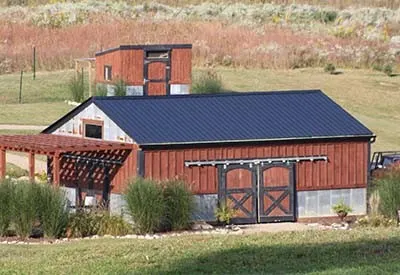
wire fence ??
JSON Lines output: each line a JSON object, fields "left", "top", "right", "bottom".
{"left": 0, "top": 69, "right": 94, "bottom": 105}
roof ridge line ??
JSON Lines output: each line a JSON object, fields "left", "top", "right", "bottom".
{"left": 93, "top": 89, "right": 323, "bottom": 101}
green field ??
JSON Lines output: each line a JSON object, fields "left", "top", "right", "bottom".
{"left": 0, "top": 228, "right": 399, "bottom": 274}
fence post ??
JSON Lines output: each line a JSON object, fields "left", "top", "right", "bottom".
{"left": 32, "top": 46, "right": 36, "bottom": 80}
{"left": 19, "top": 70, "right": 23, "bottom": 104}
{"left": 81, "top": 67, "right": 84, "bottom": 97}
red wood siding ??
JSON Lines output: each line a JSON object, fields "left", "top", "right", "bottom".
{"left": 111, "top": 148, "right": 138, "bottom": 193}
{"left": 143, "top": 140, "right": 369, "bottom": 194}
{"left": 121, "top": 49, "right": 144, "bottom": 85}
{"left": 95, "top": 51, "right": 122, "bottom": 84}
{"left": 170, "top": 48, "right": 192, "bottom": 84}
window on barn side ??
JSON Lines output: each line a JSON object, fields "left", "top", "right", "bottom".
{"left": 104, "top": 65, "right": 112, "bottom": 81}
{"left": 146, "top": 51, "right": 169, "bottom": 59}
{"left": 83, "top": 119, "right": 103, "bottom": 139}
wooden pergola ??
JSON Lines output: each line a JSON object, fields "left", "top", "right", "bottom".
{"left": 0, "top": 134, "right": 132, "bottom": 185}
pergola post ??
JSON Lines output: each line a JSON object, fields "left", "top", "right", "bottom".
{"left": 53, "top": 153, "right": 60, "bottom": 186}
{"left": 28, "top": 152, "right": 35, "bottom": 182}
{"left": 0, "top": 148, "right": 6, "bottom": 180}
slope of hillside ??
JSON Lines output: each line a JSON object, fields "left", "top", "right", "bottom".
{"left": 0, "top": 1, "right": 399, "bottom": 73}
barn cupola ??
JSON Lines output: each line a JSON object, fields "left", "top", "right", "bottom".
{"left": 95, "top": 44, "right": 192, "bottom": 96}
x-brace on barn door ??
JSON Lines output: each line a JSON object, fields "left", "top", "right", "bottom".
{"left": 219, "top": 163, "right": 295, "bottom": 224}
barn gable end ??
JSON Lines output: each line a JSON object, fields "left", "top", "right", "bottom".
{"left": 44, "top": 101, "right": 134, "bottom": 144}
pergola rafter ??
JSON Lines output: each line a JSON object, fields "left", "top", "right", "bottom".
{"left": 0, "top": 134, "right": 133, "bottom": 185}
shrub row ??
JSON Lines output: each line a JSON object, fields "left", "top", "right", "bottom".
{"left": 0, "top": 180, "right": 133, "bottom": 239}
{"left": 125, "top": 178, "right": 194, "bottom": 234}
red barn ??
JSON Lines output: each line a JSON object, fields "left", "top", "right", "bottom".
{"left": 95, "top": 44, "right": 192, "bottom": 96}
{"left": 0, "top": 90, "right": 374, "bottom": 224}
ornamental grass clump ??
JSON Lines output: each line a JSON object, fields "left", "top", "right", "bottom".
{"left": 69, "top": 72, "right": 85, "bottom": 102}
{"left": 12, "top": 182, "right": 40, "bottom": 239}
{"left": 163, "top": 180, "right": 194, "bottom": 231}
{"left": 125, "top": 178, "right": 165, "bottom": 234}
{"left": 374, "top": 170, "right": 400, "bottom": 219}
{"left": 192, "top": 70, "right": 223, "bottom": 94}
{"left": 0, "top": 180, "right": 14, "bottom": 236}
{"left": 37, "top": 185, "right": 69, "bottom": 238}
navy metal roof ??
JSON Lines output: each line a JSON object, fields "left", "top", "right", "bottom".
{"left": 82, "top": 90, "right": 373, "bottom": 145}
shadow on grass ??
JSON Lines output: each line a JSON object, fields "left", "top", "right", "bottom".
{"left": 138, "top": 235, "right": 400, "bottom": 274}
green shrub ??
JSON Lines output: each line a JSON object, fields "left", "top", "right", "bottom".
{"left": 67, "top": 209, "right": 102, "bottom": 238}
{"left": 125, "top": 178, "right": 165, "bottom": 234}
{"left": 163, "top": 180, "right": 194, "bottom": 231}
{"left": 0, "top": 180, "right": 14, "bottom": 236}
{"left": 114, "top": 79, "right": 127, "bottom": 97}
{"left": 383, "top": 64, "right": 393, "bottom": 77}
{"left": 356, "top": 215, "right": 397, "bottom": 227}
{"left": 6, "top": 163, "right": 28, "bottom": 178}
{"left": 37, "top": 185, "right": 69, "bottom": 238}
{"left": 324, "top": 63, "right": 336, "bottom": 74}
{"left": 332, "top": 199, "right": 352, "bottom": 221}
{"left": 96, "top": 84, "right": 108, "bottom": 96}
{"left": 69, "top": 72, "right": 85, "bottom": 102}
{"left": 320, "top": 11, "right": 338, "bottom": 23}
{"left": 192, "top": 71, "right": 223, "bottom": 94}
{"left": 215, "top": 200, "right": 237, "bottom": 225}
{"left": 375, "top": 170, "right": 400, "bottom": 218}
{"left": 98, "top": 213, "right": 132, "bottom": 236}
{"left": 12, "top": 182, "right": 40, "bottom": 238}
{"left": 372, "top": 64, "right": 383, "bottom": 72}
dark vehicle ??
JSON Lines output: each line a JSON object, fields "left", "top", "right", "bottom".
{"left": 370, "top": 151, "right": 400, "bottom": 177}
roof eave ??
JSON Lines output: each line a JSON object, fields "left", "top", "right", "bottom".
{"left": 138, "top": 134, "right": 375, "bottom": 147}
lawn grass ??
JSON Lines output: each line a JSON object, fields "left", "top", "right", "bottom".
{"left": 0, "top": 228, "right": 400, "bottom": 274}
{"left": 0, "top": 70, "right": 74, "bottom": 104}
{"left": 0, "top": 102, "right": 73, "bottom": 126}
{"left": 0, "top": 68, "right": 399, "bottom": 151}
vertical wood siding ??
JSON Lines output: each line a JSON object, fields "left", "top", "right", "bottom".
{"left": 111, "top": 148, "right": 137, "bottom": 193}
{"left": 121, "top": 49, "right": 144, "bottom": 85}
{"left": 170, "top": 48, "right": 192, "bottom": 84}
{"left": 95, "top": 51, "right": 122, "bottom": 84}
{"left": 144, "top": 140, "right": 369, "bottom": 194}
{"left": 96, "top": 47, "right": 191, "bottom": 86}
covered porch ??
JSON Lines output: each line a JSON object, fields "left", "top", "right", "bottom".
{"left": 0, "top": 134, "right": 133, "bottom": 206}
